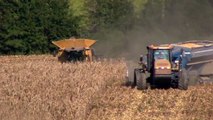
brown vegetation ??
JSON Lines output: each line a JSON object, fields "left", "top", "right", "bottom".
{"left": 0, "top": 55, "right": 212, "bottom": 120}
{"left": 88, "top": 83, "right": 213, "bottom": 120}
{"left": 0, "top": 55, "right": 126, "bottom": 120}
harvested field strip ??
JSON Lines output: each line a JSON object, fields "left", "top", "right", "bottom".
{"left": 88, "top": 82, "right": 213, "bottom": 120}
{"left": 0, "top": 55, "right": 213, "bottom": 120}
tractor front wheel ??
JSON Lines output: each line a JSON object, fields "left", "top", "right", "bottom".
{"left": 135, "top": 69, "right": 148, "bottom": 90}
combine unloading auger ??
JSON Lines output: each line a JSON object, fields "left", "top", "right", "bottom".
{"left": 52, "top": 38, "right": 96, "bottom": 62}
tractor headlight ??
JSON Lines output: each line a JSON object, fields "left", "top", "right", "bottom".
{"left": 155, "top": 67, "right": 160, "bottom": 69}
{"left": 126, "top": 70, "right": 129, "bottom": 77}
{"left": 166, "top": 66, "right": 171, "bottom": 69}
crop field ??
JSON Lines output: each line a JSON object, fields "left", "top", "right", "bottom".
{"left": 0, "top": 55, "right": 213, "bottom": 120}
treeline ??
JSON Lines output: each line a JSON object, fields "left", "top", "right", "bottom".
{"left": 0, "top": 0, "right": 79, "bottom": 54}
{"left": 1, "top": 0, "right": 213, "bottom": 55}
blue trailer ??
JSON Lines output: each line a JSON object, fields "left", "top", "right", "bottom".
{"left": 172, "top": 40, "right": 213, "bottom": 84}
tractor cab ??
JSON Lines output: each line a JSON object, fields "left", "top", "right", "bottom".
{"left": 146, "top": 44, "right": 174, "bottom": 77}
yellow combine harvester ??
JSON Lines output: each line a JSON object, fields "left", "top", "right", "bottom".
{"left": 52, "top": 38, "right": 96, "bottom": 62}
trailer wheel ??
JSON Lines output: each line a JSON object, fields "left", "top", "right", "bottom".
{"left": 178, "top": 69, "right": 189, "bottom": 90}
{"left": 135, "top": 69, "right": 148, "bottom": 90}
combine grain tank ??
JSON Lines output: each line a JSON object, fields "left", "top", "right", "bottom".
{"left": 52, "top": 38, "right": 96, "bottom": 62}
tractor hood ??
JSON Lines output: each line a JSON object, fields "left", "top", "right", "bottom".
{"left": 155, "top": 59, "right": 171, "bottom": 69}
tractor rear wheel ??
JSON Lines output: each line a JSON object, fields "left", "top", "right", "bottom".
{"left": 135, "top": 69, "right": 148, "bottom": 90}
{"left": 178, "top": 69, "right": 189, "bottom": 90}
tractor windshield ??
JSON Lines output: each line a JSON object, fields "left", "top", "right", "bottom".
{"left": 154, "top": 50, "right": 170, "bottom": 60}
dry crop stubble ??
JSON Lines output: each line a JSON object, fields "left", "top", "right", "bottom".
{"left": 88, "top": 84, "right": 213, "bottom": 120}
{"left": 0, "top": 55, "right": 126, "bottom": 120}
{"left": 0, "top": 55, "right": 213, "bottom": 120}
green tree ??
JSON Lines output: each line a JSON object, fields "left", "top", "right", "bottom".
{"left": 0, "top": 0, "right": 79, "bottom": 55}
{"left": 85, "top": 0, "right": 134, "bottom": 33}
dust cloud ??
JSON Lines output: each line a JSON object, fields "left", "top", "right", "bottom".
{"left": 93, "top": 0, "right": 213, "bottom": 61}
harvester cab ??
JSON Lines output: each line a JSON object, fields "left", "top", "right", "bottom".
{"left": 52, "top": 38, "right": 96, "bottom": 62}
